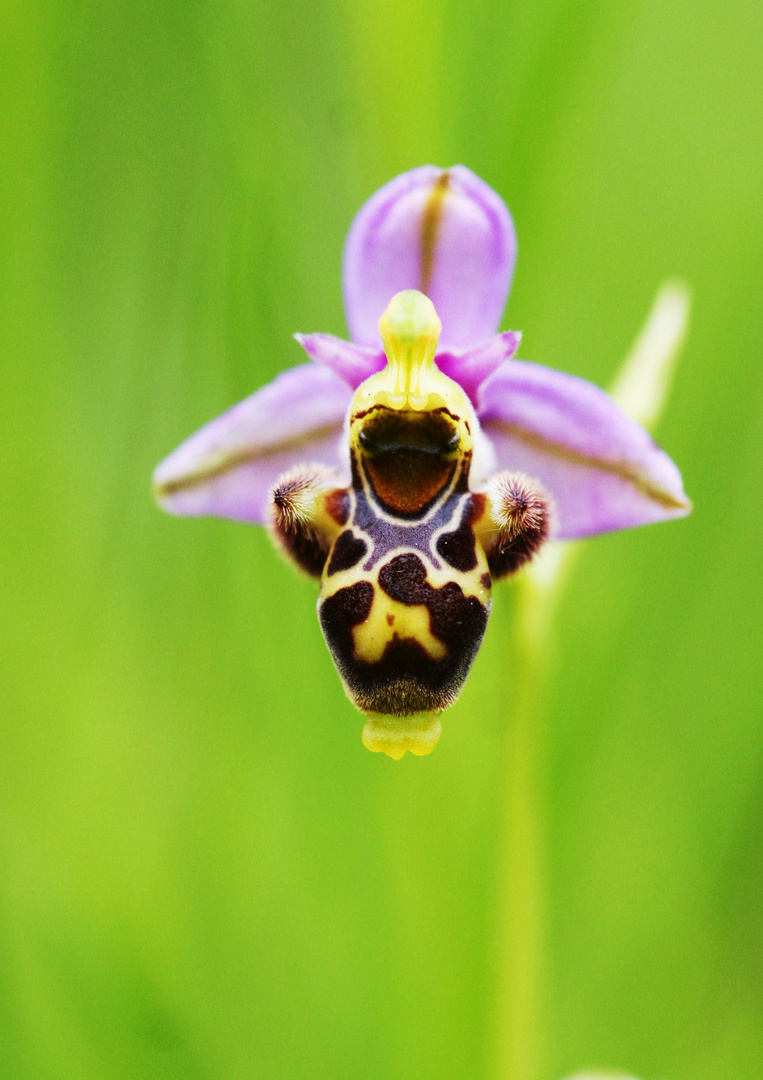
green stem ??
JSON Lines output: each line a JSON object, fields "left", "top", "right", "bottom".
{"left": 493, "top": 547, "right": 575, "bottom": 1080}
{"left": 490, "top": 278, "right": 688, "bottom": 1079}
{"left": 493, "top": 610, "right": 547, "bottom": 1080}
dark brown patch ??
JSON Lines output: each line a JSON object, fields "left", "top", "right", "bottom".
{"left": 420, "top": 172, "right": 450, "bottom": 293}
{"left": 325, "top": 553, "right": 489, "bottom": 716}
{"left": 357, "top": 407, "right": 460, "bottom": 517}
{"left": 272, "top": 519, "right": 331, "bottom": 578}
{"left": 436, "top": 497, "right": 482, "bottom": 572}
{"left": 480, "top": 572, "right": 492, "bottom": 590}
{"left": 327, "top": 530, "right": 368, "bottom": 575}
{"left": 457, "top": 451, "right": 473, "bottom": 490}
{"left": 347, "top": 639, "right": 461, "bottom": 716}
{"left": 359, "top": 407, "right": 460, "bottom": 454}
{"left": 471, "top": 492, "right": 487, "bottom": 521}
{"left": 319, "top": 580, "right": 375, "bottom": 647}
{"left": 364, "top": 455, "right": 455, "bottom": 517}
{"left": 378, "top": 553, "right": 486, "bottom": 642}
{"left": 436, "top": 523, "right": 476, "bottom": 571}
{"left": 386, "top": 614, "right": 395, "bottom": 625}
{"left": 325, "top": 488, "right": 350, "bottom": 526}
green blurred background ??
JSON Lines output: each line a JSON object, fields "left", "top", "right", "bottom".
{"left": 1, "top": 0, "right": 761, "bottom": 1077}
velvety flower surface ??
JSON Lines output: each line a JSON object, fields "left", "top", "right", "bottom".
{"left": 154, "top": 165, "right": 690, "bottom": 540}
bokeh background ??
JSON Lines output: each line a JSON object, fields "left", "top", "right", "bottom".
{"left": 2, "top": 1, "right": 762, "bottom": 1078}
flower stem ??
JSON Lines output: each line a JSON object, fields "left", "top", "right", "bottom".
{"left": 493, "top": 546, "right": 574, "bottom": 1080}
{"left": 491, "top": 279, "right": 690, "bottom": 1079}
{"left": 492, "top": 590, "right": 545, "bottom": 1079}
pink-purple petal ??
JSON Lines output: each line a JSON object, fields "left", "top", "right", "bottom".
{"left": 295, "top": 332, "right": 385, "bottom": 390}
{"left": 153, "top": 363, "right": 352, "bottom": 524}
{"left": 343, "top": 165, "right": 517, "bottom": 350}
{"left": 436, "top": 331, "right": 522, "bottom": 405}
{"left": 477, "top": 360, "right": 691, "bottom": 539}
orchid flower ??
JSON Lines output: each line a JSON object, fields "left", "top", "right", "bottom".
{"left": 154, "top": 166, "right": 690, "bottom": 758}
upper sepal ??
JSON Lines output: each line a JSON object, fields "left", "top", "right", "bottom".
{"left": 477, "top": 360, "right": 691, "bottom": 539}
{"left": 343, "top": 165, "right": 517, "bottom": 350}
{"left": 153, "top": 363, "right": 352, "bottom": 524}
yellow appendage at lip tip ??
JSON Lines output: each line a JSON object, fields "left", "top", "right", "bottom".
{"left": 361, "top": 713, "right": 443, "bottom": 760}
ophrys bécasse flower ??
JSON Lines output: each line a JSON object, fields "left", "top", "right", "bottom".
{"left": 154, "top": 166, "right": 690, "bottom": 758}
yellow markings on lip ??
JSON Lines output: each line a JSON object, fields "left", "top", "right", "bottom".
{"left": 351, "top": 589, "right": 447, "bottom": 664}
{"left": 321, "top": 542, "right": 492, "bottom": 618}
